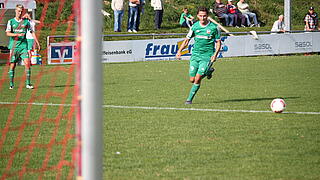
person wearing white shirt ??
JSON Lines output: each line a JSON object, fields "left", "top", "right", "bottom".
{"left": 23, "top": 12, "right": 40, "bottom": 60}
{"left": 127, "top": 0, "right": 140, "bottom": 32}
{"left": 151, "top": 0, "right": 163, "bottom": 29}
{"left": 237, "top": 0, "right": 259, "bottom": 27}
{"left": 271, "top": 15, "right": 285, "bottom": 33}
{"left": 111, "top": 0, "right": 124, "bottom": 32}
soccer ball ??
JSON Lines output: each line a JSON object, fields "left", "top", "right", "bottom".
{"left": 270, "top": 98, "right": 286, "bottom": 113}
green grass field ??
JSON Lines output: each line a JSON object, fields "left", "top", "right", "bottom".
{"left": 1, "top": 55, "right": 320, "bottom": 179}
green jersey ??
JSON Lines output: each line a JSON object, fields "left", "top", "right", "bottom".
{"left": 6, "top": 18, "right": 31, "bottom": 50}
{"left": 186, "top": 21, "right": 221, "bottom": 61}
{"left": 179, "top": 13, "right": 193, "bottom": 25}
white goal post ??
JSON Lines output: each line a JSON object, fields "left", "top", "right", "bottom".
{"left": 79, "top": 0, "right": 103, "bottom": 179}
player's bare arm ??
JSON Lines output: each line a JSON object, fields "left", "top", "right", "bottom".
{"left": 305, "top": 21, "right": 310, "bottom": 31}
{"left": 33, "top": 20, "right": 41, "bottom": 24}
{"left": 176, "top": 38, "right": 190, "bottom": 59}
{"left": 6, "top": 31, "right": 25, "bottom": 37}
{"left": 32, "top": 32, "right": 41, "bottom": 50}
{"left": 211, "top": 40, "right": 221, "bottom": 62}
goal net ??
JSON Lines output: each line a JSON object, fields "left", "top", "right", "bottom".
{"left": 0, "top": 0, "right": 94, "bottom": 179}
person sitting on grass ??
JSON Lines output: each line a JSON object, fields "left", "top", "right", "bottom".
{"left": 179, "top": 8, "right": 195, "bottom": 28}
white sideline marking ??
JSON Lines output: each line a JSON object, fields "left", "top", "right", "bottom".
{"left": 1, "top": 101, "right": 320, "bottom": 115}
{"left": 104, "top": 105, "right": 320, "bottom": 115}
{"left": 0, "top": 101, "right": 73, "bottom": 107}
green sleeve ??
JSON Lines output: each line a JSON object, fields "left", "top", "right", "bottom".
{"left": 179, "top": 13, "right": 186, "bottom": 25}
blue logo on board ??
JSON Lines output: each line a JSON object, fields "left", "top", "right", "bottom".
{"left": 51, "top": 46, "right": 73, "bottom": 59}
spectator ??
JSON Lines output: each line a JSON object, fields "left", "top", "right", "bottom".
{"left": 271, "top": 15, "right": 286, "bottom": 33}
{"left": 237, "top": 0, "right": 259, "bottom": 27}
{"left": 179, "top": 8, "right": 195, "bottom": 28}
{"left": 102, "top": 1, "right": 111, "bottom": 18}
{"left": 135, "top": 0, "right": 145, "bottom": 31}
{"left": 127, "top": 0, "right": 140, "bottom": 33}
{"left": 226, "top": 0, "right": 246, "bottom": 27}
{"left": 214, "top": 0, "right": 233, "bottom": 26}
{"left": 151, "top": 0, "right": 164, "bottom": 29}
{"left": 304, "top": 7, "right": 320, "bottom": 31}
{"left": 111, "top": 0, "right": 124, "bottom": 32}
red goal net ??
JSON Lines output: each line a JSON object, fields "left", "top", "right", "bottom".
{"left": 0, "top": 0, "right": 80, "bottom": 179}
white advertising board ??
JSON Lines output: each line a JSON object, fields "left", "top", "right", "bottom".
{"left": 279, "top": 32, "right": 313, "bottom": 54}
{"left": 312, "top": 32, "right": 320, "bottom": 52}
{"left": 102, "top": 40, "right": 135, "bottom": 63}
{"left": 219, "top": 36, "right": 245, "bottom": 57}
{"left": 47, "top": 32, "right": 320, "bottom": 64}
{"left": 102, "top": 38, "right": 194, "bottom": 63}
{"left": 102, "top": 33, "right": 319, "bottom": 63}
{"left": 244, "top": 34, "right": 280, "bottom": 56}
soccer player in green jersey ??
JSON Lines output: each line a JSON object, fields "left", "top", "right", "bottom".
{"left": 6, "top": 4, "right": 40, "bottom": 89}
{"left": 176, "top": 7, "right": 221, "bottom": 104}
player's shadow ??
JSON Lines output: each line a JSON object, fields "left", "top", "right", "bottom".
{"left": 217, "top": 96, "right": 300, "bottom": 103}
{"left": 39, "top": 84, "right": 75, "bottom": 89}
{"left": 54, "top": 84, "right": 75, "bottom": 88}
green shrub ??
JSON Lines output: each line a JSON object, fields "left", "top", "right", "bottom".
{"left": 35, "top": 0, "right": 320, "bottom": 33}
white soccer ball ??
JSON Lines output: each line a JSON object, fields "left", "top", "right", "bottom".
{"left": 270, "top": 98, "right": 286, "bottom": 113}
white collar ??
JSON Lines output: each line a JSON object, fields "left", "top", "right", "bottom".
{"left": 14, "top": 17, "right": 22, "bottom": 22}
{"left": 199, "top": 21, "right": 210, "bottom": 28}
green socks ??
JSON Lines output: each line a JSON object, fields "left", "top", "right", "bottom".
{"left": 26, "top": 69, "right": 31, "bottom": 85}
{"left": 9, "top": 70, "right": 14, "bottom": 87}
{"left": 187, "top": 83, "right": 200, "bottom": 101}
{"left": 8, "top": 69, "right": 32, "bottom": 87}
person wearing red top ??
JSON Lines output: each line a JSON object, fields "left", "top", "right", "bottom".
{"left": 226, "top": 0, "right": 246, "bottom": 27}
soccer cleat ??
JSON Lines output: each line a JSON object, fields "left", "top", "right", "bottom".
{"left": 132, "top": 29, "right": 137, "bottom": 33}
{"left": 206, "top": 67, "right": 215, "bottom": 79}
{"left": 9, "top": 86, "right": 13, "bottom": 90}
{"left": 26, "top": 84, "right": 34, "bottom": 89}
{"left": 185, "top": 100, "right": 192, "bottom": 105}
{"left": 128, "top": 29, "right": 132, "bottom": 33}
